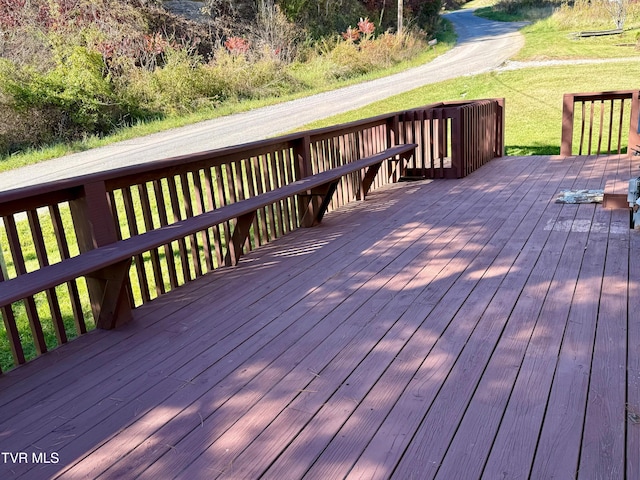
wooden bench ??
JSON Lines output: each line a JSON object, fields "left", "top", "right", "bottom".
{"left": 0, "top": 144, "right": 417, "bottom": 329}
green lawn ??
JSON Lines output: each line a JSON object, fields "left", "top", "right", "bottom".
{"left": 299, "top": 61, "right": 640, "bottom": 156}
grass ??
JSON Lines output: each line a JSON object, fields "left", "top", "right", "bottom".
{"left": 513, "top": 18, "right": 640, "bottom": 61}
{"left": 475, "top": 0, "right": 640, "bottom": 61}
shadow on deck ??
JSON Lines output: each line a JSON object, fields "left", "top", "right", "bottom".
{"left": 1, "top": 153, "right": 639, "bottom": 479}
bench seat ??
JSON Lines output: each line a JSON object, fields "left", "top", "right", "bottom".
{"left": 0, "top": 143, "right": 417, "bottom": 328}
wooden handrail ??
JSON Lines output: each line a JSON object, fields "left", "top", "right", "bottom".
{"left": 0, "top": 100, "right": 504, "bottom": 372}
{"left": 0, "top": 145, "right": 417, "bottom": 312}
{"left": 560, "top": 90, "right": 640, "bottom": 157}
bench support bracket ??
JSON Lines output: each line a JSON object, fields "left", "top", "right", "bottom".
{"left": 300, "top": 181, "right": 339, "bottom": 228}
{"left": 225, "top": 211, "right": 256, "bottom": 266}
{"left": 89, "top": 259, "right": 133, "bottom": 330}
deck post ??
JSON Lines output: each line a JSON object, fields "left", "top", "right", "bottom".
{"left": 293, "top": 135, "right": 320, "bottom": 228}
{"left": 629, "top": 90, "right": 640, "bottom": 155}
{"left": 386, "top": 115, "right": 400, "bottom": 149}
{"left": 69, "top": 181, "right": 132, "bottom": 329}
{"left": 561, "top": 93, "right": 575, "bottom": 157}
{"left": 496, "top": 98, "right": 505, "bottom": 157}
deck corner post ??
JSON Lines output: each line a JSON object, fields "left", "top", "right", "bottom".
{"left": 629, "top": 90, "right": 640, "bottom": 156}
{"left": 496, "top": 98, "right": 505, "bottom": 157}
{"left": 561, "top": 93, "right": 575, "bottom": 157}
{"left": 386, "top": 115, "right": 400, "bottom": 148}
{"left": 69, "top": 181, "right": 133, "bottom": 329}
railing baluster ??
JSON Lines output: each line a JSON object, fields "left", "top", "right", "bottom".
{"left": 26, "top": 209, "right": 67, "bottom": 344}
{"left": 618, "top": 98, "right": 626, "bottom": 154}
{"left": 596, "top": 100, "right": 605, "bottom": 155}
{"left": 166, "top": 175, "right": 191, "bottom": 282}
{"left": 153, "top": 179, "right": 179, "bottom": 288}
{"left": 579, "top": 101, "right": 586, "bottom": 155}
{"left": 607, "top": 99, "right": 615, "bottom": 154}
{"left": 49, "top": 204, "right": 86, "bottom": 334}
{"left": 138, "top": 183, "right": 165, "bottom": 296}
{"left": 3, "top": 214, "right": 47, "bottom": 355}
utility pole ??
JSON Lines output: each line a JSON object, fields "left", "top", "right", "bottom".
{"left": 397, "top": 0, "right": 403, "bottom": 34}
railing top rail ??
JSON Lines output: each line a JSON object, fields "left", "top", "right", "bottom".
{"left": 0, "top": 97, "right": 506, "bottom": 372}
{"left": 0, "top": 98, "right": 505, "bottom": 215}
{"left": 565, "top": 90, "right": 638, "bottom": 102}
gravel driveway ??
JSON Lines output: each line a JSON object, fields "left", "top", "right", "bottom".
{"left": 0, "top": 9, "right": 528, "bottom": 191}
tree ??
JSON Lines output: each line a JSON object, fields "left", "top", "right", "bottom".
{"left": 603, "top": 0, "right": 628, "bottom": 29}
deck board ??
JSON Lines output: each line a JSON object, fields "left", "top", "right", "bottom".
{"left": 0, "top": 154, "right": 638, "bottom": 480}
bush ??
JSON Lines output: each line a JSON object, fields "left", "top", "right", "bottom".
{"left": 279, "top": 0, "right": 369, "bottom": 38}
{"left": 208, "top": 47, "right": 304, "bottom": 99}
{"left": 326, "top": 26, "right": 427, "bottom": 79}
{"left": 0, "top": 100, "right": 69, "bottom": 154}
{"left": 124, "top": 47, "right": 225, "bottom": 115}
{"left": 0, "top": 46, "right": 125, "bottom": 136}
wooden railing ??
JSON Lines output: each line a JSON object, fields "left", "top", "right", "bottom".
{"left": 0, "top": 99, "right": 504, "bottom": 372}
{"left": 560, "top": 90, "right": 640, "bottom": 157}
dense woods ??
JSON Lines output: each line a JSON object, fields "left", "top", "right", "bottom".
{"left": 0, "top": 0, "right": 443, "bottom": 156}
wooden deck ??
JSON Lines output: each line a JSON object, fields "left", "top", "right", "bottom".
{"left": 0, "top": 153, "right": 638, "bottom": 479}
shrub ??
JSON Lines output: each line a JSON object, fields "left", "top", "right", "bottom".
{"left": 328, "top": 26, "right": 427, "bottom": 79}
{"left": 0, "top": 46, "right": 124, "bottom": 136}
{"left": 124, "top": 47, "right": 227, "bottom": 115}
{"left": 208, "top": 47, "right": 303, "bottom": 99}
{"left": 278, "top": 0, "right": 369, "bottom": 38}
{"left": 0, "top": 1, "right": 438, "bottom": 157}
{"left": 0, "top": 99, "right": 69, "bottom": 154}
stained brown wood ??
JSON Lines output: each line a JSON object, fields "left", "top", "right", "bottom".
{"left": 3, "top": 214, "right": 47, "bottom": 356}
{"left": 0, "top": 101, "right": 504, "bottom": 370}
{"left": 0, "top": 153, "right": 636, "bottom": 480}
{"left": 0, "top": 145, "right": 417, "bottom": 310}
{"left": 49, "top": 203, "right": 86, "bottom": 334}
{"left": 561, "top": 90, "right": 640, "bottom": 157}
